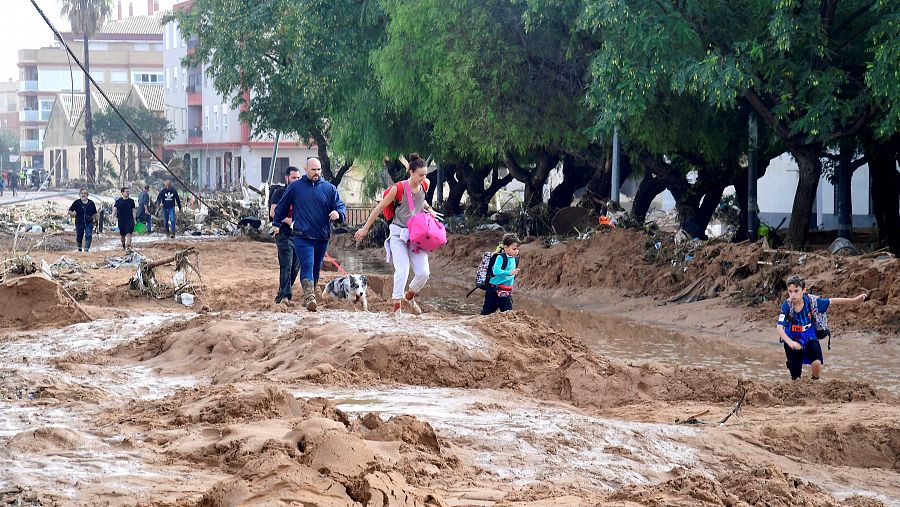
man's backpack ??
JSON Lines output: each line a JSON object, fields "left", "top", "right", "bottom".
{"left": 382, "top": 180, "right": 429, "bottom": 222}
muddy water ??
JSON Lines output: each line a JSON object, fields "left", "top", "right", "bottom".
{"left": 0, "top": 315, "right": 199, "bottom": 494}
{"left": 332, "top": 247, "right": 900, "bottom": 395}
{"left": 294, "top": 385, "right": 699, "bottom": 490}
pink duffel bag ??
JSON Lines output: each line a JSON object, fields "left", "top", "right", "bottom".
{"left": 403, "top": 180, "right": 446, "bottom": 253}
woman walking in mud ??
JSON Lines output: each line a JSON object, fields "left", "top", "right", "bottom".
{"left": 354, "top": 153, "right": 439, "bottom": 314}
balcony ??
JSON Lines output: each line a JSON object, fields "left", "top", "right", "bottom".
{"left": 188, "top": 127, "right": 202, "bottom": 144}
{"left": 19, "top": 80, "right": 38, "bottom": 92}
{"left": 20, "top": 139, "right": 42, "bottom": 152}
{"left": 19, "top": 110, "right": 39, "bottom": 121}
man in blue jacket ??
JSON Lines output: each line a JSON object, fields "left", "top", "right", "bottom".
{"left": 273, "top": 158, "right": 346, "bottom": 311}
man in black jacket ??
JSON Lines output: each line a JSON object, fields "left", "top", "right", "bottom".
{"left": 155, "top": 180, "right": 182, "bottom": 238}
{"left": 68, "top": 188, "right": 98, "bottom": 252}
{"left": 269, "top": 166, "right": 302, "bottom": 303}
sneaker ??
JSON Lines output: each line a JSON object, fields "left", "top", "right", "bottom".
{"left": 391, "top": 301, "right": 402, "bottom": 315}
{"left": 305, "top": 296, "right": 318, "bottom": 312}
{"left": 404, "top": 291, "right": 422, "bottom": 315}
{"left": 275, "top": 294, "right": 284, "bottom": 304}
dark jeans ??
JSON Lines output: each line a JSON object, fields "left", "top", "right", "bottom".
{"left": 293, "top": 236, "right": 329, "bottom": 284}
{"left": 163, "top": 207, "right": 177, "bottom": 234}
{"left": 76, "top": 222, "right": 94, "bottom": 251}
{"left": 276, "top": 232, "right": 300, "bottom": 298}
{"left": 481, "top": 287, "right": 513, "bottom": 315}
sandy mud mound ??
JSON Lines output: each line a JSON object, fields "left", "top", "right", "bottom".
{"left": 757, "top": 416, "right": 900, "bottom": 469}
{"left": 4, "top": 427, "right": 86, "bottom": 453}
{"left": 0, "top": 273, "right": 86, "bottom": 328}
{"left": 120, "top": 384, "right": 348, "bottom": 427}
{"left": 114, "top": 310, "right": 887, "bottom": 412}
{"left": 609, "top": 464, "right": 884, "bottom": 506}
{"left": 111, "top": 384, "right": 449, "bottom": 506}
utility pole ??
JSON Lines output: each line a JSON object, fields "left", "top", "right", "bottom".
{"left": 610, "top": 127, "right": 620, "bottom": 206}
{"left": 747, "top": 113, "right": 759, "bottom": 240}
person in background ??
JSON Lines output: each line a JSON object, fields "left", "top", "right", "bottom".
{"left": 68, "top": 188, "right": 98, "bottom": 252}
{"left": 269, "top": 166, "right": 301, "bottom": 304}
{"left": 137, "top": 184, "right": 152, "bottom": 234}
{"left": 113, "top": 187, "right": 137, "bottom": 251}
{"left": 156, "top": 180, "right": 182, "bottom": 238}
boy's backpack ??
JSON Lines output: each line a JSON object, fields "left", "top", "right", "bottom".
{"left": 787, "top": 293, "right": 832, "bottom": 349}
{"left": 474, "top": 252, "right": 509, "bottom": 290}
{"left": 381, "top": 180, "right": 429, "bottom": 222}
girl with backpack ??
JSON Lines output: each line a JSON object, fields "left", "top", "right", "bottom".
{"left": 776, "top": 274, "right": 867, "bottom": 380}
{"left": 354, "top": 153, "right": 439, "bottom": 314}
{"left": 481, "top": 234, "right": 522, "bottom": 315}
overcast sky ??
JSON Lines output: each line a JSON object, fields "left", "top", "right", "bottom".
{"left": 1, "top": 0, "right": 176, "bottom": 83}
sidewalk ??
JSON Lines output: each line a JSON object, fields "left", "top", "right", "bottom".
{"left": 0, "top": 188, "right": 81, "bottom": 207}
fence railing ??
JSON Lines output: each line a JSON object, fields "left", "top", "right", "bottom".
{"left": 344, "top": 206, "right": 375, "bottom": 226}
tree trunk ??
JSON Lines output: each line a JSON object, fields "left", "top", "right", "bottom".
{"left": 785, "top": 147, "right": 822, "bottom": 249}
{"left": 631, "top": 170, "right": 667, "bottom": 223}
{"left": 83, "top": 32, "right": 97, "bottom": 185}
{"left": 458, "top": 163, "right": 514, "bottom": 216}
{"left": 866, "top": 138, "right": 900, "bottom": 255}
{"left": 443, "top": 164, "right": 466, "bottom": 215}
{"left": 732, "top": 165, "right": 750, "bottom": 242}
{"left": 503, "top": 149, "right": 560, "bottom": 208}
{"left": 548, "top": 155, "right": 593, "bottom": 211}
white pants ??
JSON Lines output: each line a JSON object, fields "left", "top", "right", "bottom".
{"left": 388, "top": 223, "right": 430, "bottom": 300}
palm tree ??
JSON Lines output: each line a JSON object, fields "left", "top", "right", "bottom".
{"left": 60, "top": 0, "right": 112, "bottom": 185}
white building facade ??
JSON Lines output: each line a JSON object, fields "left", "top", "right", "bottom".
{"left": 162, "top": 1, "right": 315, "bottom": 192}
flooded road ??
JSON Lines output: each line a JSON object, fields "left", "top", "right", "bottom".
{"left": 293, "top": 385, "right": 700, "bottom": 490}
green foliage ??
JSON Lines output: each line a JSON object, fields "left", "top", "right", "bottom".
{"left": 92, "top": 103, "right": 175, "bottom": 148}
{"left": 59, "top": 0, "right": 112, "bottom": 36}
{"left": 374, "top": 0, "right": 589, "bottom": 160}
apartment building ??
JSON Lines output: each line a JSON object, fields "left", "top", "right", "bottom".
{"left": 163, "top": 0, "right": 315, "bottom": 192}
{"left": 0, "top": 79, "right": 19, "bottom": 137}
{"left": 17, "top": 7, "right": 163, "bottom": 171}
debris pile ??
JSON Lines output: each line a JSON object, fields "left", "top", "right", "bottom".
{"left": 129, "top": 247, "right": 201, "bottom": 299}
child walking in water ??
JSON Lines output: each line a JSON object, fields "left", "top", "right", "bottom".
{"left": 481, "top": 234, "right": 521, "bottom": 315}
{"left": 776, "top": 275, "right": 867, "bottom": 380}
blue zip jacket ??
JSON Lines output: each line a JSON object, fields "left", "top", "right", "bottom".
{"left": 489, "top": 253, "right": 518, "bottom": 287}
{"left": 273, "top": 175, "right": 346, "bottom": 241}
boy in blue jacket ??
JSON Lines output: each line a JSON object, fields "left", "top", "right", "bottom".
{"left": 776, "top": 275, "right": 867, "bottom": 380}
{"left": 481, "top": 234, "right": 522, "bottom": 315}
{"left": 273, "top": 158, "right": 346, "bottom": 311}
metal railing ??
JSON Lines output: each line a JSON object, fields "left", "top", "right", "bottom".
{"left": 20, "top": 139, "right": 41, "bottom": 151}
{"left": 344, "top": 206, "right": 375, "bottom": 226}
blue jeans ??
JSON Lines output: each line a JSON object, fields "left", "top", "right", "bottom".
{"left": 292, "top": 236, "right": 329, "bottom": 284}
{"left": 163, "top": 207, "right": 176, "bottom": 234}
{"left": 276, "top": 232, "right": 300, "bottom": 298}
{"left": 76, "top": 223, "right": 94, "bottom": 251}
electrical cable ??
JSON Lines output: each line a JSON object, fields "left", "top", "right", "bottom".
{"left": 28, "top": 0, "right": 239, "bottom": 226}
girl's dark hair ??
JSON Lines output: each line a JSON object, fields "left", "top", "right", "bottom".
{"left": 407, "top": 152, "right": 427, "bottom": 174}
{"left": 786, "top": 275, "right": 805, "bottom": 288}
{"left": 502, "top": 233, "right": 521, "bottom": 246}
{"left": 496, "top": 233, "right": 522, "bottom": 253}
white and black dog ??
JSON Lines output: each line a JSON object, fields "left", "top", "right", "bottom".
{"left": 322, "top": 275, "right": 369, "bottom": 311}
